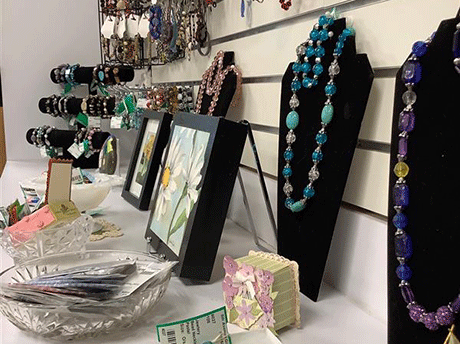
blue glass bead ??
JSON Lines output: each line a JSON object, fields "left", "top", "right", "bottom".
{"left": 282, "top": 167, "right": 292, "bottom": 177}
{"left": 398, "top": 110, "right": 415, "bottom": 132}
{"left": 292, "top": 62, "right": 302, "bottom": 73}
{"left": 400, "top": 285, "right": 415, "bottom": 304}
{"left": 306, "top": 46, "right": 315, "bottom": 57}
{"left": 325, "top": 83, "right": 337, "bottom": 95}
{"left": 396, "top": 264, "right": 412, "bottom": 280}
{"left": 334, "top": 47, "right": 343, "bottom": 56}
{"left": 319, "top": 29, "right": 329, "bottom": 41}
{"left": 402, "top": 60, "right": 422, "bottom": 84}
{"left": 453, "top": 31, "right": 460, "bottom": 58}
{"left": 290, "top": 201, "right": 306, "bottom": 212}
{"left": 310, "top": 30, "right": 319, "bottom": 41}
{"left": 342, "top": 28, "right": 353, "bottom": 37}
{"left": 393, "top": 184, "right": 409, "bottom": 208}
{"left": 311, "top": 79, "right": 318, "bottom": 86}
{"left": 316, "top": 132, "right": 327, "bottom": 144}
{"left": 395, "top": 233, "right": 413, "bottom": 259}
{"left": 285, "top": 198, "right": 295, "bottom": 209}
{"left": 302, "top": 77, "right": 313, "bottom": 88}
{"left": 303, "top": 186, "right": 315, "bottom": 198}
{"left": 338, "top": 34, "right": 346, "bottom": 43}
{"left": 301, "top": 62, "right": 311, "bottom": 73}
{"left": 284, "top": 149, "right": 294, "bottom": 161}
{"left": 412, "top": 41, "right": 428, "bottom": 57}
{"left": 327, "top": 16, "right": 334, "bottom": 26}
{"left": 286, "top": 111, "right": 299, "bottom": 130}
{"left": 318, "top": 15, "right": 328, "bottom": 26}
{"left": 312, "top": 150, "right": 323, "bottom": 162}
{"left": 321, "top": 104, "right": 334, "bottom": 124}
{"left": 98, "top": 71, "right": 105, "bottom": 82}
{"left": 393, "top": 213, "right": 408, "bottom": 229}
{"left": 313, "top": 63, "right": 323, "bottom": 75}
{"left": 315, "top": 46, "right": 325, "bottom": 57}
{"left": 291, "top": 80, "right": 301, "bottom": 91}
{"left": 336, "top": 41, "right": 344, "bottom": 50}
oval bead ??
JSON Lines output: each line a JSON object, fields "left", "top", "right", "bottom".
{"left": 394, "top": 161, "right": 409, "bottom": 178}
{"left": 436, "top": 306, "right": 454, "bottom": 326}
{"left": 316, "top": 132, "right": 327, "bottom": 144}
{"left": 399, "top": 137, "right": 408, "bottom": 157}
{"left": 286, "top": 111, "right": 299, "bottom": 130}
{"left": 392, "top": 213, "right": 408, "bottom": 229}
{"left": 393, "top": 183, "right": 409, "bottom": 207}
{"left": 409, "top": 304, "right": 426, "bottom": 322}
{"left": 312, "top": 150, "right": 323, "bottom": 162}
{"left": 321, "top": 104, "right": 334, "bottom": 124}
{"left": 325, "top": 83, "right": 337, "bottom": 95}
{"left": 395, "top": 233, "right": 413, "bottom": 259}
{"left": 396, "top": 264, "right": 412, "bottom": 280}
{"left": 290, "top": 201, "right": 306, "bottom": 212}
{"left": 402, "top": 90, "right": 417, "bottom": 105}
{"left": 284, "top": 149, "right": 294, "bottom": 161}
{"left": 398, "top": 110, "right": 415, "bottom": 132}
{"left": 402, "top": 60, "right": 422, "bottom": 84}
{"left": 282, "top": 167, "right": 292, "bottom": 177}
{"left": 285, "top": 198, "right": 295, "bottom": 209}
{"left": 400, "top": 285, "right": 415, "bottom": 304}
{"left": 412, "top": 41, "right": 428, "bottom": 57}
{"left": 303, "top": 186, "right": 315, "bottom": 198}
{"left": 423, "top": 312, "right": 439, "bottom": 331}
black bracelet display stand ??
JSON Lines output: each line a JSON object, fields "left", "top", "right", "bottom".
{"left": 197, "top": 51, "right": 237, "bottom": 118}
{"left": 50, "top": 65, "right": 134, "bottom": 85}
{"left": 277, "top": 18, "right": 374, "bottom": 302}
{"left": 26, "top": 128, "right": 110, "bottom": 169}
{"left": 388, "top": 17, "right": 460, "bottom": 344}
{"left": 38, "top": 96, "right": 116, "bottom": 117}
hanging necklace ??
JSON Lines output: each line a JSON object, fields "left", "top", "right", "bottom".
{"left": 392, "top": 32, "right": 460, "bottom": 343}
{"left": 282, "top": 12, "right": 354, "bottom": 213}
{"left": 195, "top": 50, "right": 242, "bottom": 116}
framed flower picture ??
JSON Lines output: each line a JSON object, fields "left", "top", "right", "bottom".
{"left": 122, "top": 111, "right": 172, "bottom": 210}
{"left": 145, "top": 112, "right": 247, "bottom": 281}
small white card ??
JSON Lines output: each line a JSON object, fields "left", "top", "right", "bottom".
{"left": 110, "top": 116, "right": 123, "bottom": 129}
{"left": 156, "top": 307, "right": 231, "bottom": 344}
{"left": 137, "top": 97, "right": 148, "bottom": 109}
{"left": 67, "top": 142, "right": 83, "bottom": 159}
{"left": 40, "top": 146, "right": 48, "bottom": 158}
{"left": 88, "top": 116, "right": 101, "bottom": 128}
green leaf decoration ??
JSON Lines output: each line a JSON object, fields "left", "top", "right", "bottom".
{"left": 63, "top": 83, "right": 72, "bottom": 94}
{"left": 168, "top": 209, "right": 188, "bottom": 238}
{"left": 76, "top": 113, "right": 88, "bottom": 127}
{"left": 98, "top": 85, "right": 110, "bottom": 96}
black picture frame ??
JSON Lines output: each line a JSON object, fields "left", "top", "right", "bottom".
{"left": 145, "top": 112, "right": 247, "bottom": 281}
{"left": 122, "top": 110, "right": 172, "bottom": 210}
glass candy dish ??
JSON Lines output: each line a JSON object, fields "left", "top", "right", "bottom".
{"left": 0, "top": 250, "right": 175, "bottom": 340}
{"left": 0, "top": 214, "right": 94, "bottom": 263}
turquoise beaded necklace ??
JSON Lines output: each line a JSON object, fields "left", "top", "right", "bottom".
{"left": 282, "top": 12, "right": 355, "bottom": 213}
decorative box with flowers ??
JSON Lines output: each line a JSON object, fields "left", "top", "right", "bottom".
{"left": 222, "top": 250, "right": 300, "bottom": 333}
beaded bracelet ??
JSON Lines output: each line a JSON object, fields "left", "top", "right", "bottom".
{"left": 83, "top": 127, "right": 102, "bottom": 156}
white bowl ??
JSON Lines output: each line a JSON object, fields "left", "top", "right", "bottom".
{"left": 21, "top": 172, "right": 112, "bottom": 212}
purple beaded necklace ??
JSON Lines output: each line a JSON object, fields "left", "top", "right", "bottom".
{"left": 392, "top": 32, "right": 460, "bottom": 343}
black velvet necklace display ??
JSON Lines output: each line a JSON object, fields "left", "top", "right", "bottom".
{"left": 388, "top": 17, "right": 460, "bottom": 344}
{"left": 277, "top": 18, "right": 374, "bottom": 302}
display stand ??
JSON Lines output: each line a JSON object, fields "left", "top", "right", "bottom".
{"left": 277, "top": 18, "right": 374, "bottom": 302}
{"left": 388, "top": 16, "right": 460, "bottom": 344}
{"left": 38, "top": 96, "right": 116, "bottom": 117}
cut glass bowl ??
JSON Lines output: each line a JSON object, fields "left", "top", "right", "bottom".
{"left": 0, "top": 214, "right": 94, "bottom": 264}
{"left": 0, "top": 250, "right": 174, "bottom": 340}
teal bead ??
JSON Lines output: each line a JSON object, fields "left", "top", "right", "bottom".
{"left": 321, "top": 104, "right": 334, "bottom": 124}
{"left": 285, "top": 198, "right": 295, "bottom": 209}
{"left": 325, "top": 83, "right": 337, "bottom": 95}
{"left": 286, "top": 111, "right": 299, "bottom": 129}
{"left": 312, "top": 150, "right": 323, "bottom": 162}
{"left": 315, "top": 46, "right": 325, "bottom": 57}
{"left": 319, "top": 29, "right": 329, "bottom": 41}
{"left": 284, "top": 149, "right": 294, "bottom": 161}
{"left": 310, "top": 30, "right": 319, "bottom": 41}
{"left": 290, "top": 201, "right": 306, "bottom": 212}
{"left": 303, "top": 186, "right": 315, "bottom": 198}
{"left": 343, "top": 27, "right": 355, "bottom": 37}
{"left": 301, "top": 62, "right": 311, "bottom": 73}
{"left": 292, "top": 62, "right": 302, "bottom": 73}
{"left": 306, "top": 46, "right": 315, "bottom": 57}
{"left": 282, "top": 167, "right": 292, "bottom": 177}
{"left": 318, "top": 15, "right": 328, "bottom": 26}
{"left": 313, "top": 63, "right": 323, "bottom": 75}
{"left": 291, "top": 80, "right": 301, "bottom": 91}
{"left": 302, "top": 77, "right": 313, "bottom": 88}
{"left": 336, "top": 41, "right": 344, "bottom": 50}
{"left": 316, "top": 132, "right": 327, "bottom": 144}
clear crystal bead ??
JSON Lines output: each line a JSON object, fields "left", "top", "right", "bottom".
{"left": 308, "top": 166, "right": 320, "bottom": 182}
{"left": 296, "top": 45, "right": 306, "bottom": 56}
{"left": 286, "top": 131, "right": 296, "bottom": 144}
{"left": 289, "top": 94, "right": 300, "bottom": 109}
{"left": 283, "top": 182, "right": 293, "bottom": 195}
{"left": 329, "top": 62, "right": 340, "bottom": 76}
{"left": 402, "top": 90, "right": 417, "bottom": 105}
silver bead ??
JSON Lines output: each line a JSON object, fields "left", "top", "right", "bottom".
{"left": 454, "top": 58, "right": 460, "bottom": 66}
{"left": 315, "top": 57, "right": 321, "bottom": 64}
{"left": 286, "top": 131, "right": 296, "bottom": 144}
{"left": 328, "top": 31, "right": 334, "bottom": 37}
{"left": 308, "top": 40, "right": 314, "bottom": 46}
{"left": 308, "top": 166, "right": 320, "bottom": 182}
{"left": 289, "top": 94, "right": 300, "bottom": 109}
{"left": 395, "top": 228, "right": 405, "bottom": 236}
{"left": 314, "top": 23, "right": 320, "bottom": 30}
{"left": 283, "top": 182, "right": 293, "bottom": 195}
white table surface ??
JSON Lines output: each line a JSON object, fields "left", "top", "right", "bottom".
{"left": 0, "top": 160, "right": 386, "bottom": 343}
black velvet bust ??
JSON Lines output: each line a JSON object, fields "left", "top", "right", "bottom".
{"left": 197, "top": 51, "right": 237, "bottom": 118}
{"left": 26, "top": 128, "right": 110, "bottom": 168}
{"left": 388, "top": 17, "right": 460, "bottom": 344}
{"left": 277, "top": 18, "right": 374, "bottom": 302}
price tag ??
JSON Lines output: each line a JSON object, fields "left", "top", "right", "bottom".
{"left": 40, "top": 146, "right": 48, "bottom": 158}
{"left": 67, "top": 142, "right": 83, "bottom": 159}
{"left": 137, "top": 98, "right": 148, "bottom": 109}
{"left": 88, "top": 116, "right": 101, "bottom": 128}
{"left": 156, "top": 307, "right": 231, "bottom": 344}
{"left": 111, "top": 116, "right": 123, "bottom": 129}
